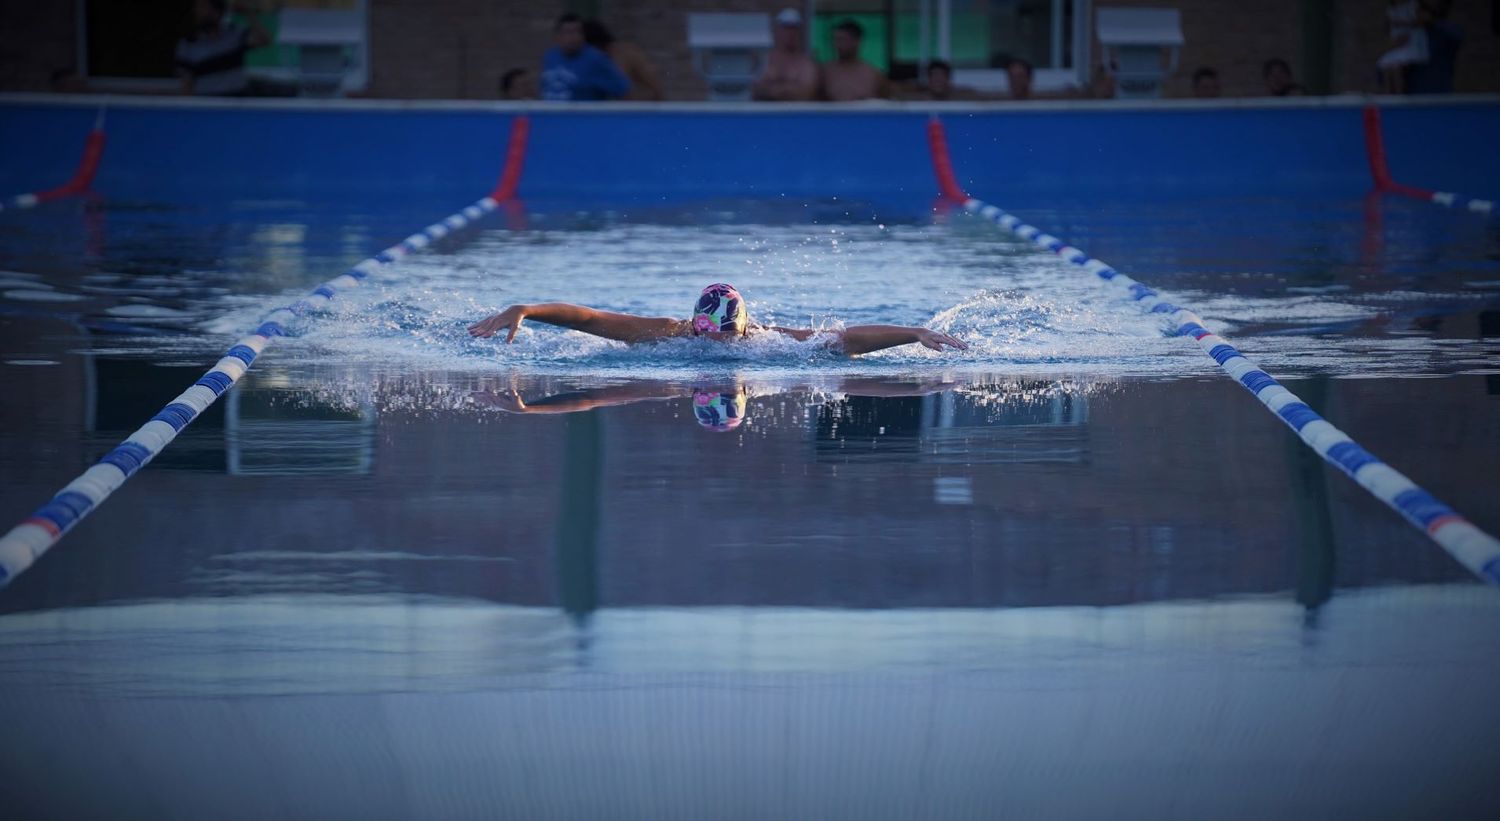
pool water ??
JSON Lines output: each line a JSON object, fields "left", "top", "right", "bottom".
{"left": 1, "top": 192, "right": 1498, "bottom": 818}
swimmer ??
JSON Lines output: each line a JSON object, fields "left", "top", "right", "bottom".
{"left": 467, "top": 283, "right": 967, "bottom": 356}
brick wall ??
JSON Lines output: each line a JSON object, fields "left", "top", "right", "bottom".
{"left": 366, "top": 0, "right": 564, "bottom": 99}
{"left": 0, "top": 0, "right": 1495, "bottom": 98}
{"left": 1333, "top": 0, "right": 1500, "bottom": 93}
{"left": 1094, "top": 0, "right": 1498, "bottom": 97}
{"left": 591, "top": 0, "right": 788, "bottom": 101}
{"left": 1094, "top": 0, "right": 1305, "bottom": 97}
{"left": 0, "top": 0, "right": 76, "bottom": 91}
{"left": 364, "top": 0, "right": 784, "bottom": 101}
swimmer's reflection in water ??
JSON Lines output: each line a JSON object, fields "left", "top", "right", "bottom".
{"left": 470, "top": 377, "right": 960, "bottom": 432}
{"left": 467, "top": 283, "right": 967, "bottom": 356}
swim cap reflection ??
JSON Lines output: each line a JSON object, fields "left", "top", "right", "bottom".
{"left": 692, "top": 389, "right": 747, "bottom": 431}
{"left": 692, "top": 283, "right": 748, "bottom": 336}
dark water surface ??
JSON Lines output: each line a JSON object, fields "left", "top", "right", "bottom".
{"left": 1, "top": 193, "right": 1497, "bottom": 819}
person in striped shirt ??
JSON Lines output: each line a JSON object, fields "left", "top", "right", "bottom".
{"left": 175, "top": 0, "right": 272, "bottom": 96}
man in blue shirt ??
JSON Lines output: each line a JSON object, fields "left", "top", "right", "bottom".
{"left": 541, "top": 13, "right": 630, "bottom": 101}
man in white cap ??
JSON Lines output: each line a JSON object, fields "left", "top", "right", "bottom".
{"left": 751, "top": 8, "right": 819, "bottom": 101}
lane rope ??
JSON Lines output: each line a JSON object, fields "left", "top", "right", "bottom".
{"left": 928, "top": 117, "right": 1500, "bottom": 585}
{"left": 0, "top": 108, "right": 107, "bottom": 211}
{"left": 0, "top": 115, "right": 531, "bottom": 586}
{"left": 1363, "top": 105, "right": 1495, "bottom": 215}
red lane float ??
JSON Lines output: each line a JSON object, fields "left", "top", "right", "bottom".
{"left": 491, "top": 115, "right": 531, "bottom": 203}
{"left": 1363, "top": 105, "right": 1494, "bottom": 214}
{"left": 926, "top": 117, "right": 968, "bottom": 203}
{"left": 1, "top": 109, "right": 107, "bottom": 210}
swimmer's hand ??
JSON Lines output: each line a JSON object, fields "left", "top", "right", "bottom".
{"left": 914, "top": 328, "right": 968, "bottom": 352}
{"left": 468, "top": 305, "right": 527, "bottom": 342}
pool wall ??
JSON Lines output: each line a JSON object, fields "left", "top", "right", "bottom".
{"left": 1, "top": 95, "right": 1498, "bottom": 205}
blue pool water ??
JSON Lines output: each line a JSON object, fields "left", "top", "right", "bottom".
{"left": 1, "top": 98, "right": 1499, "bottom": 819}
{"left": 6, "top": 193, "right": 1498, "bottom": 378}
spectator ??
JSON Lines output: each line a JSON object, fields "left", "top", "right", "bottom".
{"left": 1192, "top": 67, "right": 1221, "bottom": 98}
{"left": 500, "top": 68, "right": 537, "bottom": 100}
{"left": 819, "top": 19, "right": 890, "bottom": 101}
{"left": 1262, "top": 58, "right": 1304, "bottom": 96}
{"left": 1377, "top": 1, "right": 1426, "bottom": 94}
{"left": 752, "top": 8, "right": 818, "bottom": 101}
{"left": 1005, "top": 58, "right": 1034, "bottom": 100}
{"left": 918, "top": 60, "right": 983, "bottom": 101}
{"left": 584, "top": 20, "right": 663, "bottom": 101}
{"left": 175, "top": 0, "right": 271, "bottom": 96}
{"left": 540, "top": 13, "right": 629, "bottom": 101}
{"left": 49, "top": 68, "right": 87, "bottom": 94}
{"left": 1089, "top": 62, "right": 1117, "bottom": 99}
{"left": 1405, "top": 0, "right": 1462, "bottom": 94}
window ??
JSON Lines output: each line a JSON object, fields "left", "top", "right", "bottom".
{"left": 811, "top": 0, "right": 1092, "bottom": 91}
{"left": 81, "top": 0, "right": 193, "bottom": 84}
{"left": 77, "top": 0, "right": 368, "bottom": 95}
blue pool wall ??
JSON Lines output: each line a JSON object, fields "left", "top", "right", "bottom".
{"left": 1, "top": 95, "right": 1497, "bottom": 206}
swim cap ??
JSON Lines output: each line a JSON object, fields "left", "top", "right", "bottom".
{"left": 692, "top": 283, "right": 748, "bottom": 336}
{"left": 692, "top": 389, "right": 747, "bottom": 431}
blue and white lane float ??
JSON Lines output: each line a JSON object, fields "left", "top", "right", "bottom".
{"left": 1421, "top": 190, "right": 1495, "bottom": 215}
{"left": 959, "top": 196, "right": 1500, "bottom": 585}
{"left": 0, "top": 195, "right": 503, "bottom": 584}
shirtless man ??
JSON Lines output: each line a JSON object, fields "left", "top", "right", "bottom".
{"left": 585, "top": 20, "right": 664, "bottom": 101}
{"left": 1262, "top": 58, "right": 1305, "bottom": 97}
{"left": 819, "top": 19, "right": 891, "bottom": 101}
{"left": 467, "top": 283, "right": 966, "bottom": 357}
{"left": 752, "top": 8, "right": 818, "bottom": 101}
{"left": 920, "top": 60, "right": 982, "bottom": 101}
{"left": 176, "top": 0, "right": 273, "bottom": 96}
{"left": 1006, "top": 58, "right": 1035, "bottom": 100}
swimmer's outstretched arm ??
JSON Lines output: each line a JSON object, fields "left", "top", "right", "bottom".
{"left": 472, "top": 381, "right": 679, "bottom": 414}
{"left": 839, "top": 325, "right": 967, "bottom": 355}
{"left": 468, "top": 303, "right": 685, "bottom": 344}
{"left": 765, "top": 324, "right": 967, "bottom": 356}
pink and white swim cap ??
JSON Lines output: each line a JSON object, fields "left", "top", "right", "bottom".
{"left": 692, "top": 283, "right": 748, "bottom": 336}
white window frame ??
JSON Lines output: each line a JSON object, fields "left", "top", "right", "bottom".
{"left": 914, "top": 0, "right": 1093, "bottom": 94}
{"left": 73, "top": 0, "right": 370, "bottom": 95}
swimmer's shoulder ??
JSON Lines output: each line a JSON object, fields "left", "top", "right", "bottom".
{"left": 756, "top": 325, "right": 841, "bottom": 345}
{"left": 632, "top": 316, "right": 692, "bottom": 342}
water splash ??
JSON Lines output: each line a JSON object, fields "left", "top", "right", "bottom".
{"left": 71, "top": 210, "right": 1488, "bottom": 380}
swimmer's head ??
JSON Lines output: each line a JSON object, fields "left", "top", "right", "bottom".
{"left": 692, "top": 388, "right": 748, "bottom": 431}
{"left": 692, "top": 283, "right": 748, "bottom": 339}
